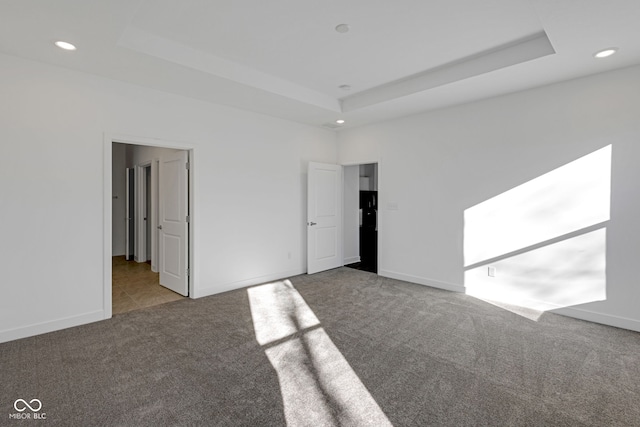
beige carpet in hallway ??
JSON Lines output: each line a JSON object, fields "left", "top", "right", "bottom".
{"left": 112, "top": 256, "right": 183, "bottom": 314}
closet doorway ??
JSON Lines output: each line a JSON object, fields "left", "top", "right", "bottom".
{"left": 344, "top": 163, "right": 378, "bottom": 274}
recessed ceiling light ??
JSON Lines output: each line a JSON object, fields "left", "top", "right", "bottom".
{"left": 55, "top": 41, "right": 77, "bottom": 51}
{"left": 339, "top": 84, "right": 351, "bottom": 91}
{"left": 335, "top": 24, "right": 350, "bottom": 34}
{"left": 336, "top": 119, "right": 345, "bottom": 124}
{"left": 593, "top": 48, "right": 617, "bottom": 59}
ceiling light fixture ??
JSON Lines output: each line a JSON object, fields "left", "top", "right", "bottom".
{"left": 55, "top": 41, "right": 77, "bottom": 51}
{"left": 593, "top": 48, "right": 617, "bottom": 59}
{"left": 336, "top": 119, "right": 345, "bottom": 124}
{"left": 335, "top": 24, "right": 350, "bottom": 34}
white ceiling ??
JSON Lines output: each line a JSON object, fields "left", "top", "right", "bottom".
{"left": 1, "top": 0, "right": 639, "bottom": 130}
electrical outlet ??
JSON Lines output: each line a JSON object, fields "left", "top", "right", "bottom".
{"left": 488, "top": 266, "right": 497, "bottom": 277}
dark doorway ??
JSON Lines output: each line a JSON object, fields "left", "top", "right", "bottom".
{"left": 346, "top": 163, "right": 378, "bottom": 274}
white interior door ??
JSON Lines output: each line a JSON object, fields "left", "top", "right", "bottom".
{"left": 307, "top": 162, "right": 343, "bottom": 274}
{"left": 158, "top": 150, "right": 189, "bottom": 296}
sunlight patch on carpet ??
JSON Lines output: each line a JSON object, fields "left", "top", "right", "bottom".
{"left": 248, "top": 280, "right": 392, "bottom": 427}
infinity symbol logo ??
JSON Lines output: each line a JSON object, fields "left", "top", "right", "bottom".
{"left": 14, "top": 399, "right": 42, "bottom": 412}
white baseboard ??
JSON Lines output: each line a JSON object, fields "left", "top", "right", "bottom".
{"left": 378, "top": 270, "right": 640, "bottom": 332}
{"left": 193, "top": 268, "right": 306, "bottom": 298}
{"left": 343, "top": 256, "right": 361, "bottom": 265}
{"left": 379, "top": 269, "right": 466, "bottom": 293}
{"left": 0, "top": 310, "right": 105, "bottom": 344}
{"left": 552, "top": 306, "right": 640, "bottom": 333}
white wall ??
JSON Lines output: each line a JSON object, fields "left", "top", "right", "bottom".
{"left": 343, "top": 165, "right": 360, "bottom": 264}
{"left": 0, "top": 52, "right": 337, "bottom": 343}
{"left": 338, "top": 64, "right": 640, "bottom": 332}
{"left": 112, "top": 143, "right": 127, "bottom": 256}
{"left": 129, "top": 144, "right": 180, "bottom": 168}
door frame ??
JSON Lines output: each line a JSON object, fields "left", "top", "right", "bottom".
{"left": 151, "top": 159, "right": 160, "bottom": 272}
{"left": 125, "top": 167, "right": 135, "bottom": 261}
{"left": 103, "top": 133, "right": 196, "bottom": 319}
{"left": 135, "top": 162, "right": 153, "bottom": 265}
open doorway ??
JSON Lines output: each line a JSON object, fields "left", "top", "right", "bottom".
{"left": 344, "top": 163, "right": 378, "bottom": 274}
{"left": 111, "top": 141, "right": 190, "bottom": 315}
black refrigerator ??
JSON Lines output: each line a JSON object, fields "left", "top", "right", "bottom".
{"left": 360, "top": 191, "right": 377, "bottom": 273}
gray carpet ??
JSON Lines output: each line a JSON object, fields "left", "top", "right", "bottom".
{"left": 2, "top": 267, "right": 640, "bottom": 426}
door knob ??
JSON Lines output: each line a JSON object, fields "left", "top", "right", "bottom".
{"left": 308, "top": 222, "right": 317, "bottom": 226}
{"left": 157, "top": 225, "right": 163, "bottom": 230}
